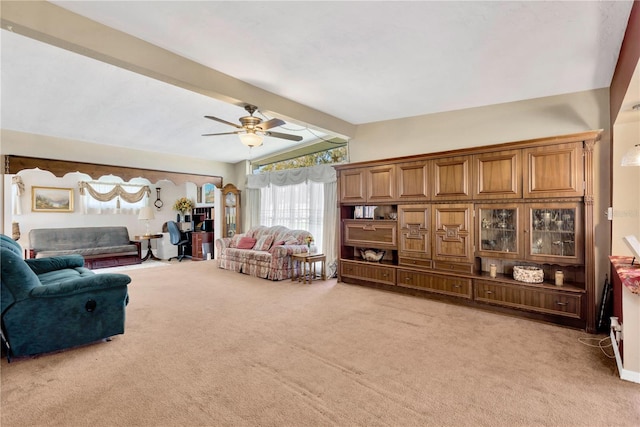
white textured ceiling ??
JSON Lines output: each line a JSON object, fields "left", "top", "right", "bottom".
{"left": 1, "top": 1, "right": 634, "bottom": 163}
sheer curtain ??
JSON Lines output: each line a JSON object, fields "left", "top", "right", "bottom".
{"left": 246, "top": 165, "right": 338, "bottom": 277}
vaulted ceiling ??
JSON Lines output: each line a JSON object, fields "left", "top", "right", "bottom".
{"left": 1, "top": 1, "right": 635, "bottom": 164}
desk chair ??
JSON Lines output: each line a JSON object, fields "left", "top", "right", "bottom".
{"left": 167, "top": 221, "right": 191, "bottom": 262}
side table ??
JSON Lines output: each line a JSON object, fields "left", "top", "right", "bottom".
{"left": 134, "top": 234, "right": 163, "bottom": 262}
{"left": 292, "top": 253, "right": 326, "bottom": 284}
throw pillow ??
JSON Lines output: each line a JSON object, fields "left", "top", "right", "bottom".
{"left": 236, "top": 236, "right": 257, "bottom": 250}
{"left": 253, "top": 234, "right": 275, "bottom": 251}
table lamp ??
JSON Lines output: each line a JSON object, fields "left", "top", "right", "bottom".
{"left": 138, "top": 206, "right": 155, "bottom": 236}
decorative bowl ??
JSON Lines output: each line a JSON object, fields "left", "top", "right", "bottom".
{"left": 513, "top": 266, "right": 544, "bottom": 283}
{"left": 359, "top": 249, "right": 385, "bottom": 262}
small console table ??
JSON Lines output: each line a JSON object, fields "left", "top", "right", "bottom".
{"left": 292, "top": 253, "right": 326, "bottom": 284}
{"left": 134, "top": 234, "right": 163, "bottom": 262}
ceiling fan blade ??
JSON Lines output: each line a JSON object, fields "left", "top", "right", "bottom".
{"left": 264, "top": 131, "right": 303, "bottom": 142}
{"left": 204, "top": 115, "right": 242, "bottom": 129}
{"left": 256, "top": 118, "right": 285, "bottom": 131}
{"left": 202, "top": 131, "right": 242, "bottom": 136}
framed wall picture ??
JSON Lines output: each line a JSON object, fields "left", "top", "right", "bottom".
{"left": 202, "top": 183, "right": 216, "bottom": 205}
{"left": 31, "top": 186, "right": 74, "bottom": 212}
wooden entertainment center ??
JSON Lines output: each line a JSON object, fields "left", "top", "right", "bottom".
{"left": 335, "top": 130, "right": 602, "bottom": 332}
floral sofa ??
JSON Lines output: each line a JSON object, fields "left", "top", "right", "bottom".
{"left": 215, "top": 225, "right": 313, "bottom": 281}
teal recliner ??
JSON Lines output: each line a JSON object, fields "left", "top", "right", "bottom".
{"left": 1, "top": 234, "right": 131, "bottom": 360}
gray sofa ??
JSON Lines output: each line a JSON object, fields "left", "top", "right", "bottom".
{"left": 28, "top": 226, "right": 141, "bottom": 269}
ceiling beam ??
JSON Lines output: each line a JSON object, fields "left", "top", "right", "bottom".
{"left": 0, "top": 0, "right": 356, "bottom": 139}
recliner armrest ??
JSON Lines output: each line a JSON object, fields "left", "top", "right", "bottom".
{"left": 29, "top": 273, "right": 131, "bottom": 298}
{"left": 25, "top": 255, "right": 85, "bottom": 275}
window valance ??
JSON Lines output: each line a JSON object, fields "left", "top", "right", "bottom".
{"left": 79, "top": 181, "right": 151, "bottom": 207}
{"left": 246, "top": 165, "right": 337, "bottom": 189}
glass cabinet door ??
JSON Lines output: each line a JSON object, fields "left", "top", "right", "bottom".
{"left": 526, "top": 202, "right": 583, "bottom": 264}
{"left": 476, "top": 204, "right": 522, "bottom": 258}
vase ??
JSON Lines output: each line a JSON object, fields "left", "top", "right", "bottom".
{"left": 176, "top": 213, "right": 181, "bottom": 222}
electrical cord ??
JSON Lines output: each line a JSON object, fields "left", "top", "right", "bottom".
{"left": 577, "top": 335, "right": 616, "bottom": 358}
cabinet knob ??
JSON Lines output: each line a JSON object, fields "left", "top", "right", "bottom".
{"left": 555, "top": 301, "right": 568, "bottom": 306}
{"left": 485, "top": 290, "right": 493, "bottom": 295}
{"left": 452, "top": 284, "right": 461, "bottom": 288}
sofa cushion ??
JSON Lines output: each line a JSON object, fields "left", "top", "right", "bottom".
{"left": 34, "top": 245, "right": 139, "bottom": 259}
{"left": 237, "top": 236, "right": 257, "bottom": 249}
{"left": 229, "top": 233, "right": 244, "bottom": 248}
{"left": 253, "top": 234, "right": 274, "bottom": 251}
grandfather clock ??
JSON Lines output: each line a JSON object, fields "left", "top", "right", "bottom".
{"left": 221, "top": 183, "right": 241, "bottom": 237}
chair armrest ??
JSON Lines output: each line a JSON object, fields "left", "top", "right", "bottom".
{"left": 131, "top": 240, "right": 142, "bottom": 258}
{"left": 215, "top": 238, "right": 233, "bottom": 251}
{"left": 25, "top": 255, "right": 85, "bottom": 275}
{"left": 29, "top": 273, "right": 131, "bottom": 298}
{"left": 270, "top": 245, "right": 309, "bottom": 257}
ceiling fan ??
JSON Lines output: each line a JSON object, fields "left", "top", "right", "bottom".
{"left": 202, "top": 104, "right": 303, "bottom": 147}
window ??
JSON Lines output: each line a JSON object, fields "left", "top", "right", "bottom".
{"left": 259, "top": 180, "right": 324, "bottom": 251}
{"left": 80, "top": 180, "right": 150, "bottom": 214}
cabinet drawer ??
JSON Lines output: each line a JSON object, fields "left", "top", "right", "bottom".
{"left": 397, "top": 270, "right": 472, "bottom": 299}
{"left": 343, "top": 220, "right": 397, "bottom": 249}
{"left": 340, "top": 260, "right": 396, "bottom": 286}
{"left": 474, "top": 280, "right": 582, "bottom": 319}
{"left": 398, "top": 257, "right": 433, "bottom": 269}
{"left": 433, "top": 260, "right": 476, "bottom": 274}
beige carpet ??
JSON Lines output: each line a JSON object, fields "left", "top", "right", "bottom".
{"left": 1, "top": 261, "right": 639, "bottom": 426}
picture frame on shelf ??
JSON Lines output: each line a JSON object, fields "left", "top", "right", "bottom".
{"left": 202, "top": 183, "right": 216, "bottom": 205}
{"left": 31, "top": 186, "right": 74, "bottom": 212}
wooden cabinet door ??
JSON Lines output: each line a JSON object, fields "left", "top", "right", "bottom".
{"left": 396, "top": 160, "right": 429, "bottom": 201}
{"left": 339, "top": 168, "right": 366, "bottom": 203}
{"left": 474, "top": 280, "right": 582, "bottom": 319}
{"left": 341, "top": 260, "right": 396, "bottom": 286}
{"left": 432, "top": 203, "right": 474, "bottom": 263}
{"left": 523, "top": 142, "right": 584, "bottom": 198}
{"left": 398, "top": 204, "right": 431, "bottom": 260}
{"left": 366, "top": 165, "right": 396, "bottom": 202}
{"left": 343, "top": 220, "right": 397, "bottom": 249}
{"left": 473, "top": 149, "right": 521, "bottom": 199}
{"left": 432, "top": 155, "right": 472, "bottom": 200}
{"left": 397, "top": 270, "right": 472, "bottom": 299}
{"left": 191, "top": 231, "right": 214, "bottom": 261}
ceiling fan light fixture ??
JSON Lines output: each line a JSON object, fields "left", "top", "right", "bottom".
{"left": 621, "top": 144, "right": 640, "bottom": 167}
{"left": 239, "top": 131, "right": 263, "bottom": 147}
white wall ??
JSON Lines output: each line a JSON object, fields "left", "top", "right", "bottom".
{"left": 0, "top": 129, "right": 243, "bottom": 240}
{"left": 612, "top": 119, "right": 640, "bottom": 376}
{"left": 8, "top": 168, "right": 199, "bottom": 253}
{"left": 351, "top": 89, "right": 609, "bottom": 161}
{"left": 0, "top": 129, "right": 236, "bottom": 177}
{"left": 349, "top": 88, "right": 612, "bottom": 317}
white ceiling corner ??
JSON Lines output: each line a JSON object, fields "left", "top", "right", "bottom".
{"left": 1, "top": 1, "right": 634, "bottom": 164}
